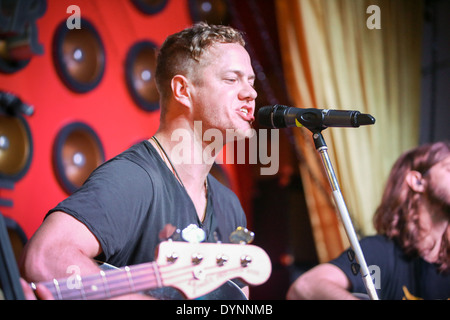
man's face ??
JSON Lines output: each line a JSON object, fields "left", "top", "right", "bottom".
{"left": 189, "top": 42, "right": 257, "bottom": 143}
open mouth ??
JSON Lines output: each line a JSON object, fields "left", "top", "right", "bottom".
{"left": 239, "top": 106, "right": 254, "bottom": 122}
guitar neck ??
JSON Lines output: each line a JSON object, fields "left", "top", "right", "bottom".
{"left": 35, "top": 240, "right": 272, "bottom": 300}
{"left": 40, "top": 262, "right": 162, "bottom": 300}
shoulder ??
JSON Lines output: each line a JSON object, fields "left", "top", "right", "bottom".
{"left": 109, "top": 140, "right": 158, "bottom": 171}
{"left": 330, "top": 235, "right": 397, "bottom": 271}
{"left": 360, "top": 234, "right": 396, "bottom": 249}
{"left": 91, "top": 141, "right": 162, "bottom": 182}
{"left": 360, "top": 235, "right": 407, "bottom": 259}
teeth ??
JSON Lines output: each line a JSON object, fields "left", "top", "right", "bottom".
{"left": 240, "top": 108, "right": 248, "bottom": 115}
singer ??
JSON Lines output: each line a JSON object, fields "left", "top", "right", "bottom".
{"left": 20, "top": 22, "right": 258, "bottom": 300}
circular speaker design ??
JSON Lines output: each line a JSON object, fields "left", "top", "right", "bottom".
{"left": 131, "top": 0, "right": 168, "bottom": 15}
{"left": 188, "top": 0, "right": 231, "bottom": 25}
{"left": 53, "top": 18, "right": 106, "bottom": 93}
{"left": 0, "top": 113, "right": 33, "bottom": 182}
{"left": 125, "top": 41, "right": 159, "bottom": 112}
{"left": 53, "top": 122, "right": 105, "bottom": 194}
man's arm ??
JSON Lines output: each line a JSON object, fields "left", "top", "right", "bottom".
{"left": 20, "top": 211, "right": 102, "bottom": 282}
{"left": 286, "top": 263, "right": 358, "bottom": 300}
{"left": 20, "top": 211, "right": 153, "bottom": 299}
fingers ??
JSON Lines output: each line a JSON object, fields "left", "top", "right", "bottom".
{"left": 20, "top": 278, "right": 54, "bottom": 300}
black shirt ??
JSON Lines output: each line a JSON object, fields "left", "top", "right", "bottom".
{"left": 330, "top": 235, "right": 450, "bottom": 300}
{"left": 48, "top": 140, "right": 247, "bottom": 268}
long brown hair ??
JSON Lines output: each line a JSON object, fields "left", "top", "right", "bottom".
{"left": 373, "top": 141, "right": 450, "bottom": 273}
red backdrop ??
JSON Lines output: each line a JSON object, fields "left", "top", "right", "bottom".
{"left": 0, "top": 0, "right": 252, "bottom": 239}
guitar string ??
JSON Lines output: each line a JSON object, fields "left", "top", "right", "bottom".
{"left": 42, "top": 264, "right": 248, "bottom": 300}
{"left": 42, "top": 262, "right": 161, "bottom": 299}
{"left": 40, "top": 246, "right": 262, "bottom": 299}
{"left": 46, "top": 264, "right": 191, "bottom": 299}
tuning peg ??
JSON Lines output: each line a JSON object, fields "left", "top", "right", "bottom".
{"left": 181, "top": 224, "right": 206, "bottom": 243}
{"left": 216, "top": 254, "right": 228, "bottom": 267}
{"left": 191, "top": 253, "right": 204, "bottom": 265}
{"left": 229, "top": 226, "right": 255, "bottom": 244}
{"left": 166, "top": 252, "right": 179, "bottom": 264}
{"left": 240, "top": 255, "right": 252, "bottom": 268}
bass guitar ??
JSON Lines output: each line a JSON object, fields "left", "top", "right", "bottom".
{"left": 32, "top": 240, "right": 272, "bottom": 300}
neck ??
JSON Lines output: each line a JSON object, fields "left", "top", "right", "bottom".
{"left": 153, "top": 118, "right": 224, "bottom": 192}
{"left": 151, "top": 119, "right": 224, "bottom": 222}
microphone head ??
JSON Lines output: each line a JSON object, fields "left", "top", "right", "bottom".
{"left": 257, "top": 106, "right": 274, "bottom": 127}
{"left": 356, "top": 113, "right": 376, "bottom": 126}
{"left": 257, "top": 105, "right": 289, "bottom": 128}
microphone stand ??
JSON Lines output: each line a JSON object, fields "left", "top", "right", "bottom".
{"left": 258, "top": 104, "right": 378, "bottom": 299}
{"left": 311, "top": 131, "right": 379, "bottom": 300}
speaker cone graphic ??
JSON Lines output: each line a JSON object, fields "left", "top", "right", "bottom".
{"left": 53, "top": 18, "right": 105, "bottom": 93}
{"left": 0, "top": 113, "right": 33, "bottom": 182}
{"left": 188, "top": 0, "right": 231, "bottom": 25}
{"left": 125, "top": 41, "right": 159, "bottom": 112}
{"left": 53, "top": 122, "right": 105, "bottom": 194}
{"left": 131, "top": 0, "right": 168, "bottom": 14}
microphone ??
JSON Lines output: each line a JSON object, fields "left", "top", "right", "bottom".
{"left": 257, "top": 104, "right": 375, "bottom": 131}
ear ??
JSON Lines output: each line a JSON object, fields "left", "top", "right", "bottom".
{"left": 171, "top": 75, "right": 192, "bottom": 109}
{"left": 405, "top": 170, "right": 426, "bottom": 193}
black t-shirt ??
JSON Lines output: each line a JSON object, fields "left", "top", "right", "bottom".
{"left": 330, "top": 235, "right": 450, "bottom": 300}
{"left": 48, "top": 140, "right": 247, "bottom": 268}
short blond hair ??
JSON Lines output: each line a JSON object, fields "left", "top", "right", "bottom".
{"left": 155, "top": 22, "right": 246, "bottom": 101}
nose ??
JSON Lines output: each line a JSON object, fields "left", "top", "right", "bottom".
{"left": 239, "top": 82, "right": 258, "bottom": 102}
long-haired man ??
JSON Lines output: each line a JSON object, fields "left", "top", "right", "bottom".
{"left": 287, "top": 141, "right": 450, "bottom": 300}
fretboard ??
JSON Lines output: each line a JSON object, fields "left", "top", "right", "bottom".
{"left": 40, "top": 262, "right": 162, "bottom": 300}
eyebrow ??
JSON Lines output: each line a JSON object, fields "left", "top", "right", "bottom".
{"left": 225, "top": 70, "right": 256, "bottom": 81}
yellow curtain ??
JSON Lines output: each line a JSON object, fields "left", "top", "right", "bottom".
{"left": 275, "top": 0, "right": 423, "bottom": 262}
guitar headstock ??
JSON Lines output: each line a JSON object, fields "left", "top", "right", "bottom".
{"left": 155, "top": 241, "right": 272, "bottom": 299}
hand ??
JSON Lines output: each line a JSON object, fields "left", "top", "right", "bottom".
{"left": 20, "top": 278, "right": 54, "bottom": 300}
